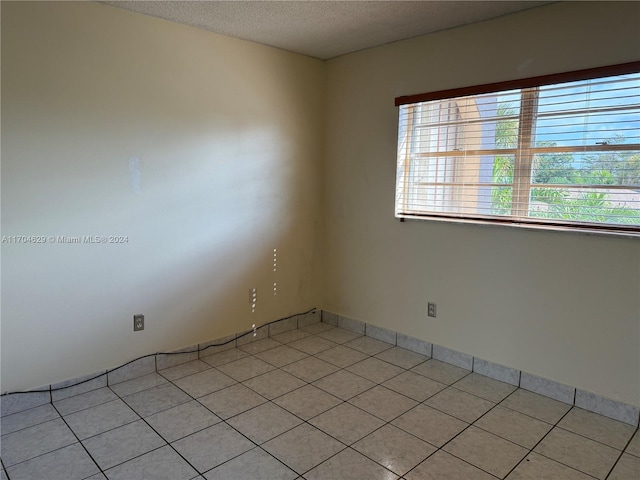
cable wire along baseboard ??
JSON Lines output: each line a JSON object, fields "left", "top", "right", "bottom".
{"left": 1, "top": 307, "right": 317, "bottom": 397}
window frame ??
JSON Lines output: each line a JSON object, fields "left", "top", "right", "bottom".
{"left": 394, "top": 61, "right": 640, "bottom": 238}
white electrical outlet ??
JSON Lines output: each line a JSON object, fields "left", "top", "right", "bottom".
{"left": 133, "top": 314, "right": 144, "bottom": 331}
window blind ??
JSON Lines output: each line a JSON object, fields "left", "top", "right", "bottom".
{"left": 395, "top": 62, "right": 640, "bottom": 237}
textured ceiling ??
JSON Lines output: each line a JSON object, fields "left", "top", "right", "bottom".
{"left": 102, "top": 1, "right": 552, "bottom": 59}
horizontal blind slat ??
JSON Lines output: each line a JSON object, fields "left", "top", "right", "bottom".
{"left": 396, "top": 65, "right": 640, "bottom": 235}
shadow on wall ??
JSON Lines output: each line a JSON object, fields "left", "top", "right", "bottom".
{"left": 1, "top": 2, "right": 324, "bottom": 394}
{"left": 2, "top": 120, "right": 317, "bottom": 391}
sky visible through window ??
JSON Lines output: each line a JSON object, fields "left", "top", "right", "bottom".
{"left": 497, "top": 73, "right": 639, "bottom": 161}
{"left": 396, "top": 71, "right": 640, "bottom": 230}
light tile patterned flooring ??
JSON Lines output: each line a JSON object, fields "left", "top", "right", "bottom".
{"left": 1, "top": 322, "right": 639, "bottom": 480}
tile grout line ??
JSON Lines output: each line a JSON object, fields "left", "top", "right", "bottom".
{"left": 415, "top": 375, "right": 565, "bottom": 477}
{"left": 598, "top": 415, "right": 640, "bottom": 480}
{"left": 551, "top": 423, "right": 634, "bottom": 452}
{"left": 195, "top": 334, "right": 481, "bottom": 454}
{"left": 338, "top": 362, "right": 487, "bottom": 479}
{"left": 49, "top": 402, "right": 106, "bottom": 479}
{"left": 1, "top": 458, "right": 11, "bottom": 480}
{"left": 430, "top": 390, "right": 509, "bottom": 478}
{"left": 6, "top": 330, "right": 427, "bottom": 475}
{"left": 3, "top": 322, "right": 636, "bottom": 450}
{"left": 349, "top": 428, "right": 434, "bottom": 479}
{"left": 502, "top": 403, "right": 585, "bottom": 479}
{"left": 0, "top": 406, "right": 61, "bottom": 439}
{"left": 198, "top": 347, "right": 360, "bottom": 480}
{"left": 495, "top": 394, "right": 567, "bottom": 427}
{"left": 115, "top": 358, "right": 265, "bottom": 478}
{"left": 4, "top": 324, "right": 637, "bottom": 479}
{"left": 200, "top": 330, "right": 410, "bottom": 478}
{"left": 211, "top": 403, "right": 308, "bottom": 476}
{"left": 77, "top": 340, "right": 640, "bottom": 478}
{"left": 477, "top": 388, "right": 612, "bottom": 478}
{"left": 399, "top": 417, "right": 502, "bottom": 480}
{"left": 82, "top": 356, "right": 632, "bottom": 476}
{"left": 198, "top": 443, "right": 297, "bottom": 479}
{"left": 289, "top": 367, "right": 396, "bottom": 478}
{"left": 100, "top": 444, "right": 170, "bottom": 478}
{"left": 6, "top": 311, "right": 638, "bottom": 429}
{"left": 163, "top": 333, "right": 343, "bottom": 478}
{"left": 133, "top": 402, "right": 213, "bottom": 478}
{"left": 327, "top": 314, "right": 640, "bottom": 428}
{"left": 0, "top": 340, "right": 608, "bottom": 440}
{"left": 602, "top": 448, "right": 627, "bottom": 480}
{"left": 300, "top": 445, "right": 395, "bottom": 479}
{"left": 293, "top": 333, "right": 498, "bottom": 478}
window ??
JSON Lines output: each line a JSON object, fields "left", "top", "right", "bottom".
{"left": 395, "top": 62, "right": 640, "bottom": 237}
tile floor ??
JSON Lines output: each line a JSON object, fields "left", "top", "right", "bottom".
{"left": 1, "top": 322, "right": 639, "bottom": 480}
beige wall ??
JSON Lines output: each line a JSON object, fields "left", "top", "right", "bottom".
{"left": 2, "top": 1, "right": 639, "bottom": 408}
{"left": 324, "top": 2, "right": 640, "bottom": 406}
{"left": 1, "top": 1, "right": 325, "bottom": 391}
